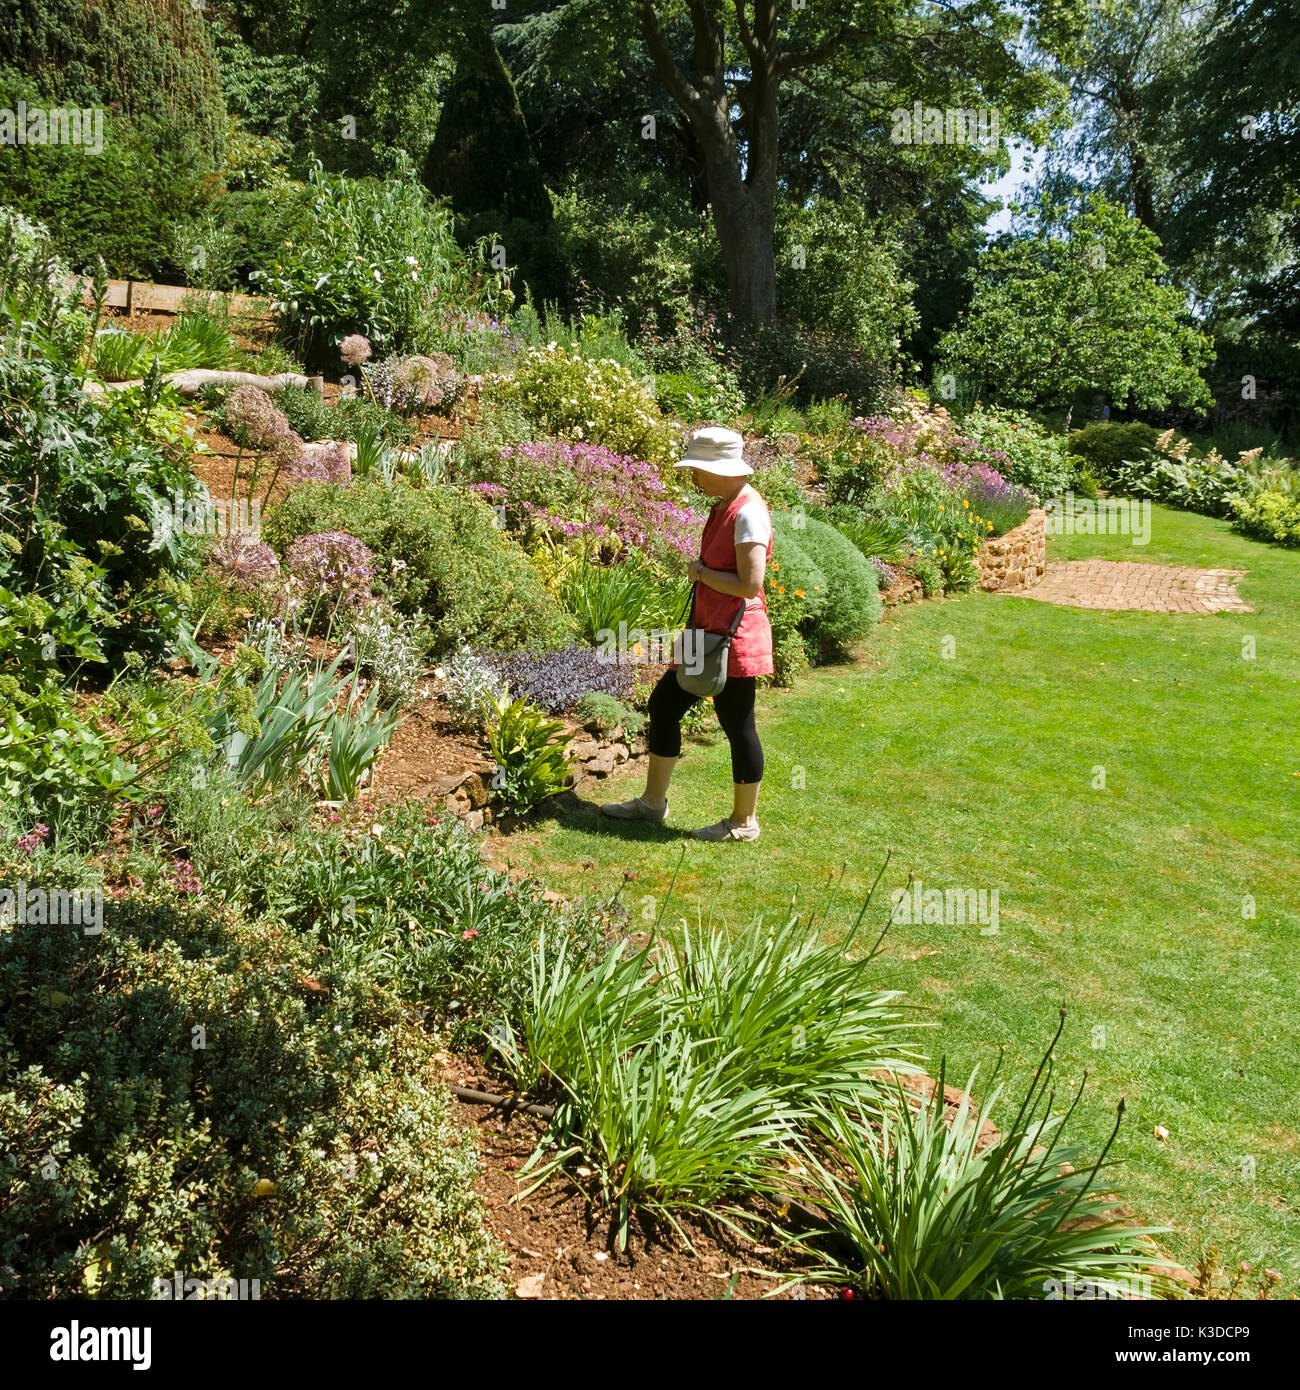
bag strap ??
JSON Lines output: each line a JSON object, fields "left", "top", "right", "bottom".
{"left": 681, "top": 572, "right": 745, "bottom": 638}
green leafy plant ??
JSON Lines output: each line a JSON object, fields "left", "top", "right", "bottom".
{"left": 495, "top": 904, "right": 921, "bottom": 1251}
{"left": 264, "top": 478, "right": 573, "bottom": 653}
{"left": 829, "top": 511, "right": 912, "bottom": 565}
{"left": 266, "top": 802, "right": 606, "bottom": 1047}
{"left": 497, "top": 344, "right": 676, "bottom": 466}
{"left": 960, "top": 408, "right": 1077, "bottom": 502}
{"left": 322, "top": 679, "right": 400, "bottom": 802}
{"left": 573, "top": 691, "right": 643, "bottom": 737}
{"left": 484, "top": 692, "right": 573, "bottom": 814}
{"left": 254, "top": 160, "right": 507, "bottom": 365}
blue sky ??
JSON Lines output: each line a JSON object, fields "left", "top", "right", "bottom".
{"left": 981, "top": 142, "right": 1047, "bottom": 234}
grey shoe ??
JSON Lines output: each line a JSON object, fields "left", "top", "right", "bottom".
{"left": 600, "top": 796, "right": 669, "bottom": 824}
{"left": 691, "top": 818, "right": 760, "bottom": 842}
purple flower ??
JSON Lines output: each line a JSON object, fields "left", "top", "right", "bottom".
{"left": 284, "top": 531, "right": 376, "bottom": 599}
{"left": 474, "top": 441, "right": 705, "bottom": 560}
{"left": 222, "top": 385, "right": 305, "bottom": 470}
{"left": 869, "top": 556, "right": 895, "bottom": 590}
{"left": 483, "top": 647, "right": 636, "bottom": 713}
{"left": 209, "top": 533, "right": 280, "bottom": 590}
{"left": 290, "top": 441, "right": 353, "bottom": 487}
{"left": 15, "top": 822, "right": 50, "bottom": 856}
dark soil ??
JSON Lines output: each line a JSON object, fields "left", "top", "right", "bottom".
{"left": 439, "top": 1047, "right": 837, "bottom": 1301}
{"left": 372, "top": 690, "right": 491, "bottom": 803}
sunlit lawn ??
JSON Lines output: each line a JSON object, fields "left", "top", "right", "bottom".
{"left": 496, "top": 504, "right": 1300, "bottom": 1283}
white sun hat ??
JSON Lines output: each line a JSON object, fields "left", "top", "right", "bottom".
{"left": 674, "top": 425, "right": 752, "bottom": 477}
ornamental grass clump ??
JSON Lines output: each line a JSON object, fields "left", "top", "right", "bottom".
{"left": 494, "top": 898, "right": 923, "bottom": 1251}
{"left": 792, "top": 1017, "right": 1172, "bottom": 1301}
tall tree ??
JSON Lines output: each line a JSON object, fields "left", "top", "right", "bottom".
{"left": 506, "top": 1, "right": 1076, "bottom": 325}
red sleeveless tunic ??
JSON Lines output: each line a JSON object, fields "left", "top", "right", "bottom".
{"left": 685, "top": 486, "right": 774, "bottom": 679}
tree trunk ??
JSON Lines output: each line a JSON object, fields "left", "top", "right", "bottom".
{"left": 639, "top": 1, "right": 780, "bottom": 326}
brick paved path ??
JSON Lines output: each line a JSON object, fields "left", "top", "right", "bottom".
{"left": 1014, "top": 560, "right": 1253, "bottom": 614}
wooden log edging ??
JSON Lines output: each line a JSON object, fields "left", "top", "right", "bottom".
{"left": 65, "top": 274, "right": 267, "bottom": 317}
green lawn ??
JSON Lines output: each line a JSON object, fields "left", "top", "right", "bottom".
{"left": 496, "top": 505, "right": 1300, "bottom": 1285}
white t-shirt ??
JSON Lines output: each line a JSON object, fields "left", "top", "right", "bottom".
{"left": 733, "top": 488, "right": 772, "bottom": 548}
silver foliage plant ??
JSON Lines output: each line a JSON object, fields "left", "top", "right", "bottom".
{"left": 434, "top": 644, "right": 508, "bottom": 731}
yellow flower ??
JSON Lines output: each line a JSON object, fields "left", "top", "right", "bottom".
{"left": 938, "top": 504, "right": 944, "bottom": 511}
{"left": 987, "top": 522, "right": 993, "bottom": 531}
{"left": 794, "top": 588, "right": 805, "bottom": 598}
{"left": 771, "top": 562, "right": 780, "bottom": 571}
{"left": 963, "top": 499, "right": 970, "bottom": 507}
{"left": 777, "top": 585, "right": 785, "bottom": 594}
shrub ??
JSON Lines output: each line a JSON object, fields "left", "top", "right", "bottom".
{"left": 572, "top": 691, "right": 643, "bottom": 737}
{"left": 1067, "top": 421, "right": 1161, "bottom": 483}
{"left": 337, "top": 601, "right": 430, "bottom": 708}
{"left": 272, "top": 385, "right": 338, "bottom": 443}
{"left": 254, "top": 161, "right": 507, "bottom": 366}
{"left": 483, "top": 646, "right": 636, "bottom": 715}
{"left": 807, "top": 426, "right": 888, "bottom": 507}
{"left": 263, "top": 478, "right": 572, "bottom": 653}
{"left": 268, "top": 802, "right": 607, "bottom": 1046}
{"left": 1229, "top": 488, "right": 1300, "bottom": 546}
{"left": 722, "top": 318, "right": 898, "bottom": 415}
{"left": 458, "top": 439, "right": 703, "bottom": 565}
{"left": 0, "top": 882, "right": 505, "bottom": 1298}
{"left": 766, "top": 526, "right": 828, "bottom": 675}
{"left": 434, "top": 645, "right": 509, "bottom": 732}
{"left": 496, "top": 344, "right": 676, "bottom": 466}
{"left": 960, "top": 408, "right": 1077, "bottom": 501}
{"left": 653, "top": 369, "right": 744, "bottom": 424}
{"left": 774, "top": 516, "right": 880, "bottom": 659}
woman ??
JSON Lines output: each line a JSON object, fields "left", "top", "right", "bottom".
{"left": 602, "top": 426, "right": 772, "bottom": 842}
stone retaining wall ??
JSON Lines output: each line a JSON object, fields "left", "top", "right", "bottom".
{"left": 431, "top": 722, "right": 642, "bottom": 830}
{"left": 977, "top": 507, "right": 1046, "bottom": 593}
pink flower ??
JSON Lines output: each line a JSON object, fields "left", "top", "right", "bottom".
{"left": 461, "top": 929, "right": 479, "bottom": 940}
{"left": 15, "top": 823, "right": 50, "bottom": 855}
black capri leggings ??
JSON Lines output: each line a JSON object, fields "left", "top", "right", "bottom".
{"left": 646, "top": 670, "right": 764, "bottom": 784}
